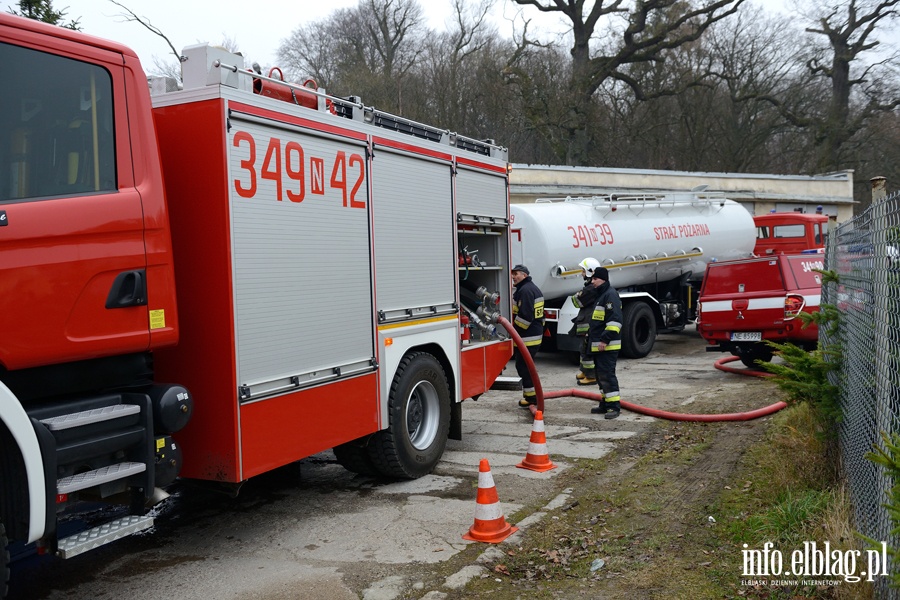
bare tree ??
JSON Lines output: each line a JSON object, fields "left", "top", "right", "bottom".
{"left": 419, "top": 0, "right": 497, "bottom": 128}
{"left": 277, "top": 0, "right": 426, "bottom": 112}
{"left": 504, "top": 0, "right": 747, "bottom": 165}
{"left": 108, "top": 0, "right": 183, "bottom": 65}
{"left": 277, "top": 11, "right": 348, "bottom": 86}
{"left": 696, "top": 6, "right": 812, "bottom": 172}
{"left": 800, "top": 0, "right": 900, "bottom": 171}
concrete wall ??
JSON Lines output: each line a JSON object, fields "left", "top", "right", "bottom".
{"left": 509, "top": 164, "right": 855, "bottom": 222}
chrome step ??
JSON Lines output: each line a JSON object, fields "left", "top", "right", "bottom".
{"left": 57, "top": 515, "right": 154, "bottom": 559}
{"left": 40, "top": 404, "right": 140, "bottom": 431}
{"left": 57, "top": 462, "right": 146, "bottom": 495}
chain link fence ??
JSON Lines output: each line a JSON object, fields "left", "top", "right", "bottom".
{"left": 823, "top": 186, "right": 900, "bottom": 597}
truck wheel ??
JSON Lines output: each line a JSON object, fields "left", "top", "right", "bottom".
{"left": 738, "top": 345, "right": 773, "bottom": 368}
{"left": 621, "top": 302, "right": 656, "bottom": 358}
{"left": 368, "top": 352, "right": 450, "bottom": 479}
{"left": 333, "top": 437, "right": 379, "bottom": 476}
{"left": 1, "top": 522, "right": 8, "bottom": 600}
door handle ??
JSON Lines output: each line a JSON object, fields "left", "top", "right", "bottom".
{"left": 106, "top": 269, "right": 147, "bottom": 308}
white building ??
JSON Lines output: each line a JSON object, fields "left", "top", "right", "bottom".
{"left": 509, "top": 164, "right": 855, "bottom": 222}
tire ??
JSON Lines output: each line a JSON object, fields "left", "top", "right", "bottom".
{"left": 621, "top": 302, "right": 657, "bottom": 358}
{"left": 333, "top": 437, "right": 379, "bottom": 476}
{"left": 1, "top": 522, "right": 8, "bottom": 600}
{"left": 368, "top": 352, "right": 451, "bottom": 479}
{"left": 738, "top": 344, "right": 774, "bottom": 369}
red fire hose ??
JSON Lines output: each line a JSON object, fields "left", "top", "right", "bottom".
{"left": 496, "top": 317, "right": 786, "bottom": 422}
{"left": 497, "top": 316, "right": 545, "bottom": 412}
{"left": 543, "top": 388, "right": 787, "bottom": 422}
{"left": 713, "top": 355, "right": 775, "bottom": 378}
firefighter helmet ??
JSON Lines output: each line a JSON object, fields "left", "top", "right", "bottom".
{"left": 578, "top": 257, "right": 601, "bottom": 277}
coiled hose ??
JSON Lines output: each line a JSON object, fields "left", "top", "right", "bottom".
{"left": 496, "top": 316, "right": 786, "bottom": 422}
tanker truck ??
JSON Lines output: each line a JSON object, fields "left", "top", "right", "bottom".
{"left": 510, "top": 193, "right": 757, "bottom": 358}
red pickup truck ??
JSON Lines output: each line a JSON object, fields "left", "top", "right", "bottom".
{"left": 697, "top": 253, "right": 824, "bottom": 367}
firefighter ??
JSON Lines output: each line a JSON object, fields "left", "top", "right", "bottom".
{"left": 587, "top": 267, "right": 623, "bottom": 419}
{"left": 511, "top": 264, "right": 545, "bottom": 407}
{"left": 570, "top": 257, "right": 601, "bottom": 386}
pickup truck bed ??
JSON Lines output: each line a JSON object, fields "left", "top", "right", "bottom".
{"left": 697, "top": 254, "right": 823, "bottom": 367}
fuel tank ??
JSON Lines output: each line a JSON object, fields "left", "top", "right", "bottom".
{"left": 510, "top": 194, "right": 756, "bottom": 300}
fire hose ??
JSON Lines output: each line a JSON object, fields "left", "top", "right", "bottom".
{"left": 494, "top": 316, "right": 786, "bottom": 422}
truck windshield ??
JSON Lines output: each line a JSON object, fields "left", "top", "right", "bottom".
{"left": 0, "top": 41, "right": 116, "bottom": 202}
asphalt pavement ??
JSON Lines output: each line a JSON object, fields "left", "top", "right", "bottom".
{"left": 7, "top": 329, "right": 771, "bottom": 600}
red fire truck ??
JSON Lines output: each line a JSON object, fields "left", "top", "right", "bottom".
{"left": 0, "top": 13, "right": 513, "bottom": 596}
{"left": 698, "top": 213, "right": 828, "bottom": 366}
{"left": 752, "top": 212, "right": 829, "bottom": 256}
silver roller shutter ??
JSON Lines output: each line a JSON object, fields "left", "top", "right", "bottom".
{"left": 456, "top": 166, "right": 507, "bottom": 220}
{"left": 371, "top": 148, "right": 455, "bottom": 321}
{"left": 228, "top": 115, "right": 374, "bottom": 398}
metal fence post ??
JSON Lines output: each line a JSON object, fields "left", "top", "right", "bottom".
{"left": 871, "top": 176, "right": 897, "bottom": 597}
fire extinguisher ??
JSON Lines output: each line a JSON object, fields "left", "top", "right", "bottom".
{"left": 460, "top": 313, "right": 471, "bottom": 344}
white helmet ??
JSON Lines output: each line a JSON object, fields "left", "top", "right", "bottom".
{"left": 578, "top": 257, "right": 601, "bottom": 277}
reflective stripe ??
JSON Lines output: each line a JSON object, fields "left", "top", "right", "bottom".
{"left": 592, "top": 307, "right": 606, "bottom": 320}
{"left": 702, "top": 296, "right": 821, "bottom": 313}
{"left": 604, "top": 392, "right": 621, "bottom": 403}
{"left": 478, "top": 469, "right": 496, "bottom": 489}
{"left": 515, "top": 316, "right": 532, "bottom": 329}
{"left": 474, "top": 503, "right": 504, "bottom": 521}
{"left": 606, "top": 325, "right": 621, "bottom": 334}
{"left": 521, "top": 334, "right": 542, "bottom": 344}
{"left": 591, "top": 341, "right": 622, "bottom": 352}
{"left": 527, "top": 441, "right": 548, "bottom": 455}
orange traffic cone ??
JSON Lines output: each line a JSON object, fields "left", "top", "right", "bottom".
{"left": 516, "top": 410, "right": 557, "bottom": 472}
{"left": 462, "top": 458, "right": 518, "bottom": 543}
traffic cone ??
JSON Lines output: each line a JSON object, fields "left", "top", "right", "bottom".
{"left": 462, "top": 458, "right": 518, "bottom": 543}
{"left": 516, "top": 410, "right": 557, "bottom": 472}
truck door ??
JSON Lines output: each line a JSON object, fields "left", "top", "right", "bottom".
{"left": 0, "top": 40, "right": 149, "bottom": 370}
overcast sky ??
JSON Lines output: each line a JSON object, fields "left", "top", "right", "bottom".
{"left": 1, "top": 0, "right": 532, "bottom": 68}
{"left": 2, "top": 0, "right": 796, "bottom": 68}
{"left": 5, "top": 0, "right": 893, "bottom": 75}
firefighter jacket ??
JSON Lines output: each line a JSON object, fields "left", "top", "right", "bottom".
{"left": 568, "top": 280, "right": 599, "bottom": 337}
{"left": 513, "top": 275, "right": 545, "bottom": 347}
{"left": 588, "top": 281, "right": 623, "bottom": 353}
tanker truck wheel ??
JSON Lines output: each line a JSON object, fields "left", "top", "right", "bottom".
{"left": 621, "top": 302, "right": 656, "bottom": 358}
{"left": 368, "top": 352, "right": 450, "bottom": 479}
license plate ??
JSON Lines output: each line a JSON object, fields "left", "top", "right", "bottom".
{"left": 731, "top": 332, "right": 762, "bottom": 342}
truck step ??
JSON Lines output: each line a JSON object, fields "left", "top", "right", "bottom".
{"left": 40, "top": 403, "right": 140, "bottom": 431}
{"left": 491, "top": 376, "right": 523, "bottom": 391}
{"left": 57, "top": 462, "right": 146, "bottom": 495}
{"left": 57, "top": 514, "right": 154, "bottom": 559}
